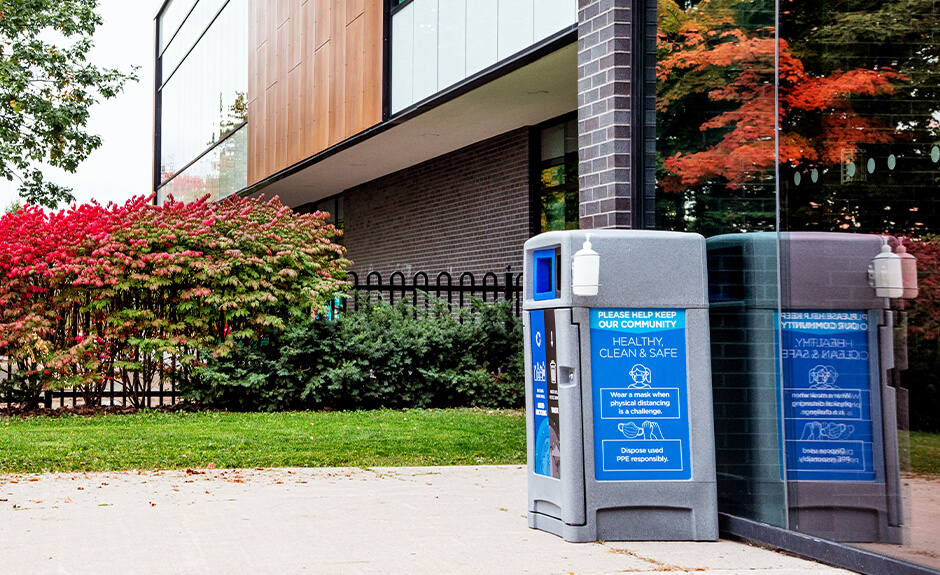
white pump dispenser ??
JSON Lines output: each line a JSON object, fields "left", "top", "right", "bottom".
{"left": 572, "top": 233, "right": 600, "bottom": 296}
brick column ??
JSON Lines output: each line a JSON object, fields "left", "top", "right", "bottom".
{"left": 577, "top": 0, "right": 655, "bottom": 229}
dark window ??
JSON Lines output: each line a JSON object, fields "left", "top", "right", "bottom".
{"left": 296, "top": 195, "right": 344, "bottom": 232}
{"left": 537, "top": 116, "right": 579, "bottom": 232}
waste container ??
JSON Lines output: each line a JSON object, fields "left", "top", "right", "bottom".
{"left": 706, "top": 232, "right": 905, "bottom": 543}
{"left": 524, "top": 230, "right": 718, "bottom": 542}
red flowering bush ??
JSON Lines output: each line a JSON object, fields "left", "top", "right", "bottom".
{"left": 0, "top": 195, "right": 348, "bottom": 409}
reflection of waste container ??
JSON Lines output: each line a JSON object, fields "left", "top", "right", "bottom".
{"left": 524, "top": 230, "right": 718, "bottom": 542}
{"left": 707, "top": 232, "right": 904, "bottom": 543}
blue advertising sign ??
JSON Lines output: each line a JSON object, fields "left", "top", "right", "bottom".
{"left": 530, "top": 309, "right": 560, "bottom": 478}
{"left": 590, "top": 308, "right": 692, "bottom": 481}
{"left": 779, "top": 310, "right": 875, "bottom": 482}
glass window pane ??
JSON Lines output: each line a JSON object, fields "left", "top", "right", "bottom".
{"left": 655, "top": 0, "right": 783, "bottom": 528}
{"left": 162, "top": 0, "right": 230, "bottom": 78}
{"left": 159, "top": 0, "right": 248, "bottom": 185}
{"left": 537, "top": 116, "right": 579, "bottom": 232}
{"left": 778, "top": 0, "right": 940, "bottom": 564}
{"left": 159, "top": 0, "right": 197, "bottom": 55}
{"left": 158, "top": 124, "right": 247, "bottom": 203}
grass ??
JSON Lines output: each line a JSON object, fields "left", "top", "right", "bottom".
{"left": 0, "top": 408, "right": 526, "bottom": 474}
{"left": 2, "top": 409, "right": 937, "bottom": 476}
{"left": 910, "top": 431, "right": 940, "bottom": 475}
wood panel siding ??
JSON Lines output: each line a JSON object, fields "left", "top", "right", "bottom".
{"left": 247, "top": 0, "right": 383, "bottom": 185}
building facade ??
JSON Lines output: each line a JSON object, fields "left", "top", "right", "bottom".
{"left": 155, "top": 0, "right": 940, "bottom": 570}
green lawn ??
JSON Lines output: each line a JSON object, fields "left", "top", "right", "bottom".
{"left": 2, "top": 409, "right": 938, "bottom": 476}
{"left": 0, "top": 409, "right": 526, "bottom": 474}
{"left": 910, "top": 431, "right": 940, "bottom": 475}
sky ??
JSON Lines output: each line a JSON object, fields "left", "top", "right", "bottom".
{"left": 0, "top": 0, "right": 162, "bottom": 211}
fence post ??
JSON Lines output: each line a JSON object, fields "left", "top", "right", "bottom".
{"left": 504, "top": 265, "right": 513, "bottom": 301}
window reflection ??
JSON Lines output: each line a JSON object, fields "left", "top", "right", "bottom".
{"left": 159, "top": 0, "right": 247, "bottom": 186}
{"left": 538, "top": 117, "right": 579, "bottom": 232}
{"left": 158, "top": 125, "right": 248, "bottom": 203}
{"left": 780, "top": 0, "right": 940, "bottom": 556}
{"left": 656, "top": 0, "right": 777, "bottom": 235}
{"left": 657, "top": 0, "right": 940, "bottom": 566}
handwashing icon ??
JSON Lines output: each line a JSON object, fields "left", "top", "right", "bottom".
{"left": 618, "top": 421, "right": 664, "bottom": 440}
{"left": 800, "top": 421, "right": 854, "bottom": 440}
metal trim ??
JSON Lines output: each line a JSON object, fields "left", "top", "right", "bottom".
{"left": 390, "top": 0, "right": 413, "bottom": 17}
{"left": 719, "top": 513, "right": 940, "bottom": 575}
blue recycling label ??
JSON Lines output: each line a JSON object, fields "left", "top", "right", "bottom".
{"left": 530, "top": 310, "right": 560, "bottom": 478}
{"left": 779, "top": 310, "right": 876, "bottom": 482}
{"left": 591, "top": 308, "right": 692, "bottom": 481}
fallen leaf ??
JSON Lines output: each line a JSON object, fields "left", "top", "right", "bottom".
{"left": 149, "top": 502, "right": 156, "bottom": 507}
{"left": 27, "top": 477, "right": 40, "bottom": 483}
{"left": 206, "top": 464, "right": 216, "bottom": 470}
{"left": 64, "top": 497, "right": 72, "bottom": 503}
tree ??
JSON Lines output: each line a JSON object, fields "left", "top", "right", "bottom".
{"left": 0, "top": 0, "right": 137, "bottom": 208}
{"left": 655, "top": 0, "right": 920, "bottom": 235}
{"left": 0, "top": 194, "right": 349, "bottom": 408}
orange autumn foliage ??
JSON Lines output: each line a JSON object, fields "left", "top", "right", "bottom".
{"left": 657, "top": 0, "right": 906, "bottom": 193}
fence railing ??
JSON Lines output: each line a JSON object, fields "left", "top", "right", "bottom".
{"left": 341, "top": 267, "right": 524, "bottom": 317}
{"left": 1, "top": 268, "right": 525, "bottom": 410}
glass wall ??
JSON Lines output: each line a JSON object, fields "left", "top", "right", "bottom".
{"left": 161, "top": 0, "right": 232, "bottom": 80}
{"left": 156, "top": 0, "right": 248, "bottom": 203}
{"left": 156, "top": 127, "right": 247, "bottom": 204}
{"left": 656, "top": 0, "right": 784, "bottom": 526}
{"left": 159, "top": 0, "right": 196, "bottom": 55}
{"left": 778, "top": 0, "right": 939, "bottom": 565}
{"left": 655, "top": 0, "right": 939, "bottom": 567}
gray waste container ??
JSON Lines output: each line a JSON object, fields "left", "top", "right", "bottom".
{"left": 524, "top": 230, "right": 718, "bottom": 542}
{"left": 706, "top": 232, "right": 904, "bottom": 543}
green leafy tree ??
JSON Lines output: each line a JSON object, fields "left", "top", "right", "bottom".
{"left": 0, "top": 0, "right": 137, "bottom": 208}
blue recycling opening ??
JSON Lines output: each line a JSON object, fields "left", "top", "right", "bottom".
{"left": 533, "top": 249, "right": 557, "bottom": 301}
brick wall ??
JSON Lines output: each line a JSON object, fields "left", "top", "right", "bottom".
{"left": 577, "top": 0, "right": 657, "bottom": 229}
{"left": 342, "top": 128, "right": 533, "bottom": 278}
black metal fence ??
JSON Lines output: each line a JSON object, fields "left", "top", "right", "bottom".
{"left": 341, "top": 267, "right": 524, "bottom": 317}
{"left": 1, "top": 268, "right": 525, "bottom": 410}
{"left": 0, "top": 361, "right": 183, "bottom": 410}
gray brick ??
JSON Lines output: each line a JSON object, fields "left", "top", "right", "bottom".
{"left": 342, "top": 129, "right": 531, "bottom": 278}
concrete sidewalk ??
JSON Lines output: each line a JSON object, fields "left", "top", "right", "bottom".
{"left": 0, "top": 466, "right": 853, "bottom": 575}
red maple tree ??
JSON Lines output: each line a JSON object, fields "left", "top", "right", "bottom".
{"left": 656, "top": 0, "right": 906, "bottom": 193}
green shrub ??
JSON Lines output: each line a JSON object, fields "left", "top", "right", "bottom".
{"left": 902, "top": 333, "right": 940, "bottom": 432}
{"left": 180, "top": 296, "right": 524, "bottom": 411}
